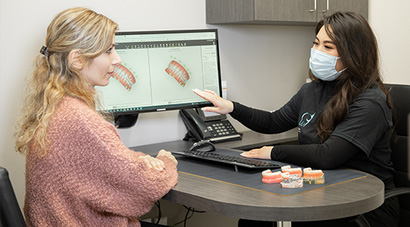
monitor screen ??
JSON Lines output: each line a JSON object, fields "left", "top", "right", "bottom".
{"left": 96, "top": 29, "right": 222, "bottom": 115}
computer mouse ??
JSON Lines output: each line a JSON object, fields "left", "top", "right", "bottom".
{"left": 190, "top": 140, "right": 216, "bottom": 152}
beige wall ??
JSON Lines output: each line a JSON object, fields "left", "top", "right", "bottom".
{"left": 369, "top": 0, "right": 410, "bottom": 84}
{"left": 0, "top": 0, "right": 409, "bottom": 225}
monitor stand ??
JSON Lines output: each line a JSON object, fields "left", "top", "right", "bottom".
{"left": 115, "top": 114, "right": 139, "bottom": 128}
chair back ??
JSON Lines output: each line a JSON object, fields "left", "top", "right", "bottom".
{"left": 386, "top": 84, "right": 410, "bottom": 227}
{"left": 0, "top": 166, "right": 26, "bottom": 227}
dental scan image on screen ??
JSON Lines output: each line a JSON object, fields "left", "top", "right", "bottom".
{"left": 96, "top": 29, "right": 222, "bottom": 114}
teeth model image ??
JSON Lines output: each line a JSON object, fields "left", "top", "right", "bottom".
{"left": 112, "top": 63, "right": 136, "bottom": 91}
{"left": 165, "top": 60, "right": 190, "bottom": 87}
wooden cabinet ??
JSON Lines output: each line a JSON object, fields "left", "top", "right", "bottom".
{"left": 206, "top": 0, "right": 368, "bottom": 25}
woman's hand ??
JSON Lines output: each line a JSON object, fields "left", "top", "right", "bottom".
{"left": 240, "top": 146, "right": 273, "bottom": 160}
{"left": 193, "top": 89, "right": 234, "bottom": 114}
{"left": 139, "top": 155, "right": 165, "bottom": 171}
{"left": 157, "top": 149, "right": 178, "bottom": 165}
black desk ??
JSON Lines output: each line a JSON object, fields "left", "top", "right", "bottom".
{"left": 131, "top": 129, "right": 384, "bottom": 225}
{"left": 133, "top": 129, "right": 299, "bottom": 153}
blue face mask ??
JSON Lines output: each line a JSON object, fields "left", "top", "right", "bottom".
{"left": 309, "top": 48, "right": 345, "bottom": 81}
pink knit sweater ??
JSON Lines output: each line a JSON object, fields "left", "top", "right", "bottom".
{"left": 24, "top": 96, "right": 178, "bottom": 227}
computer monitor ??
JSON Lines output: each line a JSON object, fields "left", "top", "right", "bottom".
{"left": 96, "top": 29, "right": 222, "bottom": 127}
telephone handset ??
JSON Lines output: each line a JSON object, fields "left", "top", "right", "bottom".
{"left": 180, "top": 108, "right": 242, "bottom": 143}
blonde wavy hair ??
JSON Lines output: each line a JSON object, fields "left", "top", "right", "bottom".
{"left": 14, "top": 7, "right": 118, "bottom": 156}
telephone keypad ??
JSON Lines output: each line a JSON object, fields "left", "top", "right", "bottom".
{"left": 208, "top": 121, "right": 238, "bottom": 137}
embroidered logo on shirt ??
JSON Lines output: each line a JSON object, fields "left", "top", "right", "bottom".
{"left": 299, "top": 112, "right": 316, "bottom": 127}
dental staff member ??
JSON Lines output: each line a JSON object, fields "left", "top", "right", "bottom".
{"left": 194, "top": 11, "right": 399, "bottom": 227}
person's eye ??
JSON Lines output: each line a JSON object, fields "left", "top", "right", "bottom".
{"left": 324, "top": 45, "right": 334, "bottom": 50}
{"left": 106, "top": 47, "right": 113, "bottom": 54}
{"left": 312, "top": 41, "right": 319, "bottom": 46}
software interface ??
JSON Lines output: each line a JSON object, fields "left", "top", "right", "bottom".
{"left": 96, "top": 29, "right": 221, "bottom": 113}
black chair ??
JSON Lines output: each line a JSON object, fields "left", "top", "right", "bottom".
{"left": 0, "top": 166, "right": 26, "bottom": 227}
{"left": 355, "top": 84, "right": 410, "bottom": 227}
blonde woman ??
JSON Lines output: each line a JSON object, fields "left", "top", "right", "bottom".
{"left": 14, "top": 7, "right": 178, "bottom": 227}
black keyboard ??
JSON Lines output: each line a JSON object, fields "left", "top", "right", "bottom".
{"left": 172, "top": 150, "right": 281, "bottom": 169}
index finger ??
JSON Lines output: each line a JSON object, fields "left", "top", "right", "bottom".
{"left": 204, "top": 89, "right": 218, "bottom": 96}
{"left": 193, "top": 88, "right": 215, "bottom": 100}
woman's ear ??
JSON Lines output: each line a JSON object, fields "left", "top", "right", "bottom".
{"left": 68, "top": 50, "right": 84, "bottom": 70}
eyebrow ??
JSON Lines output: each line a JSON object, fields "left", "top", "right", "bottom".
{"left": 315, "top": 37, "right": 334, "bottom": 45}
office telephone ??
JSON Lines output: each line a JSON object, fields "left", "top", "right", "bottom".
{"left": 180, "top": 108, "right": 242, "bottom": 143}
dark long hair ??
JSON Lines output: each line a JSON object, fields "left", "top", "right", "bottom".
{"left": 311, "top": 12, "right": 393, "bottom": 143}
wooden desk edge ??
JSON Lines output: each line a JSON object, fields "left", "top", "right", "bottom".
{"left": 163, "top": 172, "right": 384, "bottom": 222}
